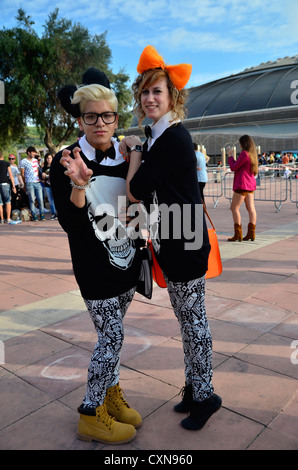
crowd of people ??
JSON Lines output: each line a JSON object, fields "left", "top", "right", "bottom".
{"left": 0, "top": 146, "right": 57, "bottom": 223}
{"left": 258, "top": 151, "right": 298, "bottom": 165}
{"left": 1, "top": 144, "right": 296, "bottom": 226}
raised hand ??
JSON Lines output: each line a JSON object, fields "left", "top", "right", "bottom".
{"left": 60, "top": 147, "right": 93, "bottom": 186}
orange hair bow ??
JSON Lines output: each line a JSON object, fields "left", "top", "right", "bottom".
{"left": 137, "top": 45, "right": 192, "bottom": 90}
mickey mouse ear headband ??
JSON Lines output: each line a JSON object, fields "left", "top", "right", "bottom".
{"left": 58, "top": 67, "right": 110, "bottom": 118}
{"left": 137, "top": 45, "right": 192, "bottom": 90}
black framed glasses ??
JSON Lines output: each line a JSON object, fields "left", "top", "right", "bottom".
{"left": 81, "top": 112, "right": 117, "bottom": 125}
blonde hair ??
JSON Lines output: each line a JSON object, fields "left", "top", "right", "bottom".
{"left": 132, "top": 69, "right": 188, "bottom": 126}
{"left": 71, "top": 84, "right": 118, "bottom": 113}
{"left": 239, "top": 135, "right": 258, "bottom": 176}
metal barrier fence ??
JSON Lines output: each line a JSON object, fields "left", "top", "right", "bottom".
{"left": 205, "top": 165, "right": 298, "bottom": 211}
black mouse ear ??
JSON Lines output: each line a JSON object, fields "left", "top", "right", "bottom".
{"left": 82, "top": 67, "right": 110, "bottom": 89}
{"left": 57, "top": 85, "right": 81, "bottom": 118}
{"left": 57, "top": 68, "right": 110, "bottom": 117}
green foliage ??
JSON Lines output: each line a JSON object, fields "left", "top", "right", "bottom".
{"left": 0, "top": 8, "right": 133, "bottom": 153}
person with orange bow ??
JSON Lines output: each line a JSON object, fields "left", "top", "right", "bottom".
{"left": 121, "top": 45, "right": 222, "bottom": 431}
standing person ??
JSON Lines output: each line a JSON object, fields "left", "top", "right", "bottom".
{"left": 51, "top": 68, "right": 141, "bottom": 445}
{"left": 42, "top": 153, "right": 57, "bottom": 219}
{"left": 0, "top": 151, "right": 16, "bottom": 223}
{"left": 20, "top": 146, "right": 45, "bottom": 221}
{"left": 227, "top": 135, "right": 258, "bottom": 242}
{"left": 8, "top": 154, "right": 23, "bottom": 211}
{"left": 121, "top": 45, "right": 222, "bottom": 431}
{"left": 194, "top": 143, "right": 208, "bottom": 203}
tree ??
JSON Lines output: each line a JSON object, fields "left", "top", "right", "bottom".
{"left": 0, "top": 8, "right": 133, "bottom": 153}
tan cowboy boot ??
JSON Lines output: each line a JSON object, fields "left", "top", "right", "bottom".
{"left": 227, "top": 223, "right": 243, "bottom": 242}
{"left": 243, "top": 222, "right": 256, "bottom": 241}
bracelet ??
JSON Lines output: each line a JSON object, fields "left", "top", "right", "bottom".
{"left": 70, "top": 180, "right": 91, "bottom": 190}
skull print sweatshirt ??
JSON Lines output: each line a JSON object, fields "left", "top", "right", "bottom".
{"left": 51, "top": 138, "right": 141, "bottom": 300}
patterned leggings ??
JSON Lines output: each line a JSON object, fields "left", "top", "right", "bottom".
{"left": 82, "top": 287, "right": 135, "bottom": 407}
{"left": 166, "top": 276, "right": 214, "bottom": 402}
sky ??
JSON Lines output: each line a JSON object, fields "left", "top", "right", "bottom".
{"left": 2, "top": 0, "right": 298, "bottom": 88}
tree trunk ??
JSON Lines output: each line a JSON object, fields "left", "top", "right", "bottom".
{"left": 44, "top": 123, "right": 76, "bottom": 155}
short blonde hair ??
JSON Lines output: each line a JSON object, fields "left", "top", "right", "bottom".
{"left": 132, "top": 69, "right": 188, "bottom": 126}
{"left": 71, "top": 84, "right": 118, "bottom": 113}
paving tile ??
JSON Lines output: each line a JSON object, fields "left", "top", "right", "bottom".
{"left": 123, "top": 338, "right": 185, "bottom": 388}
{"left": 121, "top": 326, "right": 171, "bottom": 363}
{"left": 204, "top": 294, "right": 239, "bottom": 318}
{"left": 252, "top": 285, "right": 298, "bottom": 313}
{"left": 125, "top": 300, "right": 180, "bottom": 338}
{"left": 209, "top": 318, "right": 263, "bottom": 356}
{"left": 0, "top": 309, "right": 46, "bottom": 341}
{"left": 41, "top": 311, "right": 95, "bottom": 345}
{"left": 15, "top": 292, "right": 86, "bottom": 323}
{"left": 0, "top": 285, "right": 43, "bottom": 313}
{"left": 213, "top": 357, "right": 298, "bottom": 425}
{"left": 270, "top": 313, "right": 298, "bottom": 340}
{"left": 248, "top": 428, "right": 298, "bottom": 450}
{"left": 268, "top": 392, "right": 298, "bottom": 441}
{"left": 0, "top": 372, "right": 53, "bottom": 430}
{"left": 117, "top": 366, "right": 181, "bottom": 419}
{"left": 0, "top": 401, "right": 89, "bottom": 450}
{"left": 134, "top": 287, "right": 172, "bottom": 309}
{"left": 132, "top": 400, "right": 264, "bottom": 450}
{"left": 234, "top": 332, "right": 298, "bottom": 378}
{"left": 207, "top": 271, "right": 287, "bottom": 301}
{"left": 214, "top": 302, "right": 290, "bottom": 333}
{"left": 3, "top": 329, "right": 71, "bottom": 372}
{"left": 15, "top": 345, "right": 91, "bottom": 399}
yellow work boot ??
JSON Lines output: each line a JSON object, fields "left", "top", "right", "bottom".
{"left": 77, "top": 403, "right": 136, "bottom": 444}
{"left": 105, "top": 384, "right": 142, "bottom": 428}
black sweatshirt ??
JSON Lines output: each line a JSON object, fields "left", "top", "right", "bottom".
{"left": 51, "top": 142, "right": 141, "bottom": 300}
{"left": 130, "top": 123, "right": 210, "bottom": 282}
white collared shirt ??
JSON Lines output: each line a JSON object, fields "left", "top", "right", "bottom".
{"left": 79, "top": 135, "right": 125, "bottom": 166}
{"left": 146, "top": 111, "right": 180, "bottom": 150}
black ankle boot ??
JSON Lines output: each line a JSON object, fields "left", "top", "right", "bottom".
{"left": 181, "top": 393, "right": 222, "bottom": 430}
{"left": 174, "top": 383, "right": 193, "bottom": 413}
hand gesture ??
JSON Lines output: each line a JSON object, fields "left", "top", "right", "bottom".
{"left": 60, "top": 147, "right": 93, "bottom": 186}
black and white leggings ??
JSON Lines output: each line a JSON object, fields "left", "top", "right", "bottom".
{"left": 82, "top": 276, "right": 213, "bottom": 407}
{"left": 82, "top": 287, "right": 135, "bottom": 408}
{"left": 166, "top": 276, "right": 214, "bottom": 402}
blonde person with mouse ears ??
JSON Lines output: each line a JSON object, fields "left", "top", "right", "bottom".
{"left": 51, "top": 68, "right": 142, "bottom": 445}
{"left": 120, "top": 45, "right": 222, "bottom": 432}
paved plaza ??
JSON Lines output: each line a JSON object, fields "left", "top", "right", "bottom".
{"left": 0, "top": 197, "right": 297, "bottom": 450}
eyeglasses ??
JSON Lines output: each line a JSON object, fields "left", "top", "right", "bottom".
{"left": 9, "top": 158, "right": 15, "bottom": 161}
{"left": 81, "top": 112, "right": 117, "bottom": 125}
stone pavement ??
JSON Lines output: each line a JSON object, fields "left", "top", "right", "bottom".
{"left": 0, "top": 198, "right": 297, "bottom": 451}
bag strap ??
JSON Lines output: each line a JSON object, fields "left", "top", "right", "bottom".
{"left": 203, "top": 203, "right": 215, "bottom": 230}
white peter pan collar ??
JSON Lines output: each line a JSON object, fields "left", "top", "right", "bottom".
{"left": 147, "top": 111, "right": 180, "bottom": 150}
{"left": 79, "top": 135, "right": 125, "bottom": 166}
